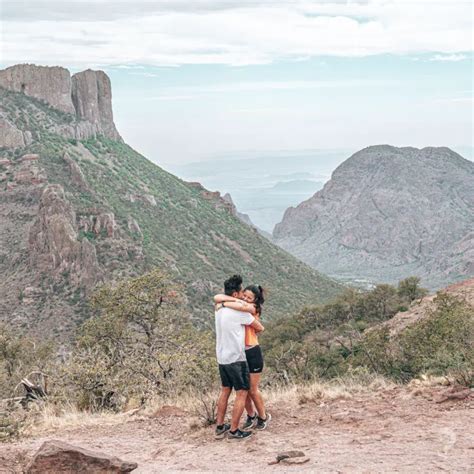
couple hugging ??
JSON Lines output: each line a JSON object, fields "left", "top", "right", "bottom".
{"left": 213, "top": 274, "right": 271, "bottom": 440}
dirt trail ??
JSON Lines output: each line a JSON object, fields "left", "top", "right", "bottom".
{"left": 1, "top": 385, "right": 473, "bottom": 473}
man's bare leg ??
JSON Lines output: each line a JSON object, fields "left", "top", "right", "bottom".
{"left": 230, "top": 389, "right": 248, "bottom": 431}
{"left": 249, "top": 373, "right": 266, "bottom": 419}
{"left": 216, "top": 386, "right": 232, "bottom": 426}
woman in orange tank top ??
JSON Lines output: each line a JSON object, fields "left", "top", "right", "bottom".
{"left": 214, "top": 285, "right": 270, "bottom": 430}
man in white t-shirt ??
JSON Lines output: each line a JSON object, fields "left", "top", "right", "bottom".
{"left": 215, "top": 275, "right": 264, "bottom": 440}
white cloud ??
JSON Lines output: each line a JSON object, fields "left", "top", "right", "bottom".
{"left": 430, "top": 53, "right": 469, "bottom": 62}
{"left": 149, "top": 79, "right": 399, "bottom": 100}
{"left": 1, "top": 0, "right": 472, "bottom": 67}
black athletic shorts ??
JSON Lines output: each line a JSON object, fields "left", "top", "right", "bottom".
{"left": 219, "top": 361, "right": 250, "bottom": 391}
{"left": 245, "top": 345, "right": 264, "bottom": 374}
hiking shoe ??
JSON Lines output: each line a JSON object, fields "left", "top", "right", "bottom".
{"left": 255, "top": 413, "right": 271, "bottom": 430}
{"left": 227, "top": 429, "right": 253, "bottom": 440}
{"left": 242, "top": 414, "right": 257, "bottom": 430}
{"left": 215, "top": 423, "right": 231, "bottom": 439}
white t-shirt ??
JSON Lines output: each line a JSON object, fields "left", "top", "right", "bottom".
{"left": 215, "top": 307, "right": 255, "bottom": 365}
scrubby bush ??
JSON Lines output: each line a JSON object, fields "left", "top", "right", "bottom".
{"left": 263, "top": 277, "right": 472, "bottom": 386}
{"left": 0, "top": 324, "right": 55, "bottom": 399}
{"left": 62, "top": 269, "right": 218, "bottom": 410}
{"left": 332, "top": 293, "right": 473, "bottom": 385}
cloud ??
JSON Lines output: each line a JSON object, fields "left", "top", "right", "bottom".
{"left": 429, "top": 53, "right": 469, "bottom": 62}
{"left": 149, "top": 79, "right": 400, "bottom": 100}
{"left": 1, "top": 0, "right": 472, "bottom": 67}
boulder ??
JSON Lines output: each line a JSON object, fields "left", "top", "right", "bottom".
{"left": 268, "top": 450, "right": 310, "bottom": 466}
{"left": 127, "top": 216, "right": 142, "bottom": 237}
{"left": 0, "top": 118, "right": 25, "bottom": 148}
{"left": 26, "top": 439, "right": 138, "bottom": 473}
{"left": 143, "top": 194, "right": 157, "bottom": 206}
{"left": 63, "top": 152, "right": 90, "bottom": 191}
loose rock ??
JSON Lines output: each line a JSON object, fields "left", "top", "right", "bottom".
{"left": 26, "top": 439, "right": 138, "bottom": 473}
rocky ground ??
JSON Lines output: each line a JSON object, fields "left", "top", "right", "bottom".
{"left": 1, "top": 384, "right": 472, "bottom": 473}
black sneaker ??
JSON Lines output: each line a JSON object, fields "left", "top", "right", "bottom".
{"left": 242, "top": 414, "right": 257, "bottom": 430}
{"left": 255, "top": 413, "right": 271, "bottom": 430}
{"left": 227, "top": 429, "right": 253, "bottom": 440}
{"left": 215, "top": 423, "right": 231, "bottom": 439}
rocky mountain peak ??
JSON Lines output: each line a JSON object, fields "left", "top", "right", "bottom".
{"left": 274, "top": 146, "right": 474, "bottom": 289}
{"left": 71, "top": 69, "right": 120, "bottom": 140}
{"left": 0, "top": 64, "right": 120, "bottom": 142}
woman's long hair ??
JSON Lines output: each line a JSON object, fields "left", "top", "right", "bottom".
{"left": 245, "top": 284, "right": 265, "bottom": 316}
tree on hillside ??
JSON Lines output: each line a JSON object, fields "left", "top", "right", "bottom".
{"left": 65, "top": 269, "right": 216, "bottom": 410}
{"left": 397, "top": 276, "right": 428, "bottom": 304}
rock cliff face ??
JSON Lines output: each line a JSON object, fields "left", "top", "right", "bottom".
{"left": 0, "top": 64, "right": 121, "bottom": 143}
{"left": 71, "top": 70, "right": 120, "bottom": 140}
{"left": 0, "top": 64, "right": 75, "bottom": 114}
{"left": 274, "top": 146, "right": 474, "bottom": 289}
{"left": 29, "top": 184, "right": 101, "bottom": 288}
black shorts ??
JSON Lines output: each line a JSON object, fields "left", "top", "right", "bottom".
{"left": 245, "top": 345, "right": 264, "bottom": 374}
{"left": 219, "top": 361, "right": 250, "bottom": 391}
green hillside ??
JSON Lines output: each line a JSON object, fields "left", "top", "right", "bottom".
{"left": 0, "top": 87, "right": 342, "bottom": 334}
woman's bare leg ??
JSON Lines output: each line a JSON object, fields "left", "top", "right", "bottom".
{"left": 248, "top": 372, "right": 266, "bottom": 419}
{"left": 245, "top": 392, "right": 256, "bottom": 417}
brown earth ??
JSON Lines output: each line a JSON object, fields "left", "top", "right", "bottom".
{"left": 1, "top": 385, "right": 473, "bottom": 473}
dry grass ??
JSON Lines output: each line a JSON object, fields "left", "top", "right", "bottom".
{"left": 15, "top": 372, "right": 398, "bottom": 438}
{"left": 267, "top": 371, "right": 395, "bottom": 406}
{"left": 22, "top": 403, "right": 128, "bottom": 437}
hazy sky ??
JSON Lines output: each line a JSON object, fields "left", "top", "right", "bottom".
{"left": 1, "top": 0, "right": 472, "bottom": 164}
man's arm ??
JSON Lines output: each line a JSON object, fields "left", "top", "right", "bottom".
{"left": 214, "top": 294, "right": 239, "bottom": 303}
{"left": 214, "top": 300, "right": 257, "bottom": 314}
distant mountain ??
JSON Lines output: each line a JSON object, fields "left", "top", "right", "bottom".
{"left": 274, "top": 145, "right": 474, "bottom": 289}
{"left": 165, "top": 150, "right": 347, "bottom": 232}
{"left": 271, "top": 180, "right": 324, "bottom": 193}
{"left": 0, "top": 64, "right": 342, "bottom": 338}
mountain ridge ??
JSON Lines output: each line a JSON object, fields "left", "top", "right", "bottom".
{"left": 274, "top": 145, "right": 474, "bottom": 289}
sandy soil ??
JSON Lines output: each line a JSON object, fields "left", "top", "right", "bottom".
{"left": 1, "top": 385, "right": 473, "bottom": 473}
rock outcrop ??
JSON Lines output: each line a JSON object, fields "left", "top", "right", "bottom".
{"left": 0, "top": 117, "right": 26, "bottom": 148}
{"left": 29, "top": 184, "right": 101, "bottom": 288}
{"left": 221, "top": 192, "right": 272, "bottom": 239}
{"left": 0, "top": 64, "right": 121, "bottom": 141}
{"left": 0, "top": 64, "right": 75, "bottom": 114}
{"left": 274, "top": 146, "right": 474, "bottom": 289}
{"left": 72, "top": 70, "right": 121, "bottom": 140}
{"left": 26, "top": 440, "right": 138, "bottom": 473}
{"left": 63, "top": 152, "right": 90, "bottom": 191}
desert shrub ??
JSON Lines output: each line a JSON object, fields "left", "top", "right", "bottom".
{"left": 0, "top": 324, "right": 55, "bottom": 399}
{"left": 355, "top": 293, "right": 474, "bottom": 385}
{"left": 62, "top": 269, "right": 217, "bottom": 410}
{"left": 396, "top": 293, "right": 473, "bottom": 384}
{"left": 263, "top": 277, "right": 468, "bottom": 386}
{"left": 397, "top": 276, "right": 428, "bottom": 304}
{"left": 263, "top": 281, "right": 408, "bottom": 382}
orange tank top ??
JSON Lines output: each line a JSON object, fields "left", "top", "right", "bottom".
{"left": 245, "top": 313, "right": 259, "bottom": 347}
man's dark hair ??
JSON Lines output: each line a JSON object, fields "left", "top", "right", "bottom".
{"left": 224, "top": 274, "right": 243, "bottom": 296}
